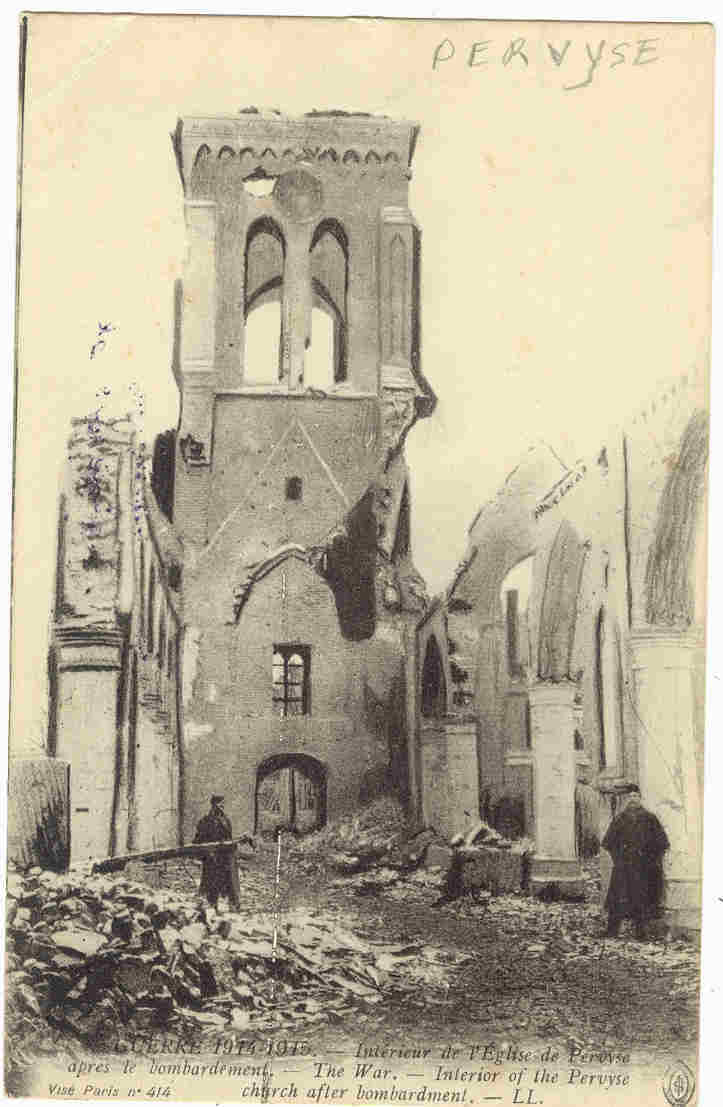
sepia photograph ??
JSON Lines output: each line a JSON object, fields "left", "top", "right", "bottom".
{"left": 4, "top": 13, "right": 717, "bottom": 1107}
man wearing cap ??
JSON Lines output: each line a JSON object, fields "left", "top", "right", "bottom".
{"left": 601, "top": 784, "right": 670, "bottom": 940}
{"left": 194, "top": 795, "right": 237, "bottom": 908}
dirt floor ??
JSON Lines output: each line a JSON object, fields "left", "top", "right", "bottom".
{"left": 160, "top": 838, "right": 700, "bottom": 1063}
{"left": 6, "top": 835, "right": 701, "bottom": 1103}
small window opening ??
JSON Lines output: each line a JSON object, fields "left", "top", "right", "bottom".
{"left": 273, "top": 645, "right": 311, "bottom": 717}
{"left": 286, "top": 476, "right": 303, "bottom": 502}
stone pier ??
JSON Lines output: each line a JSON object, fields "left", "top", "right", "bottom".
{"left": 420, "top": 717, "right": 479, "bottom": 842}
{"left": 528, "top": 680, "right": 584, "bottom": 896}
{"left": 629, "top": 627, "right": 703, "bottom": 936}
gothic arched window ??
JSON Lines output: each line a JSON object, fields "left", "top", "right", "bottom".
{"left": 308, "top": 219, "right": 348, "bottom": 385}
{"left": 244, "top": 217, "right": 286, "bottom": 385}
{"left": 421, "top": 635, "right": 446, "bottom": 718}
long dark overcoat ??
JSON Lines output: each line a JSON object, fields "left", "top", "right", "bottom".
{"left": 602, "top": 802, "right": 670, "bottom": 920}
{"left": 194, "top": 809, "right": 235, "bottom": 905}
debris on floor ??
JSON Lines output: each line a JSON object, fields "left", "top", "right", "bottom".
{"left": 5, "top": 859, "right": 470, "bottom": 1071}
{"left": 294, "top": 801, "right": 537, "bottom": 901}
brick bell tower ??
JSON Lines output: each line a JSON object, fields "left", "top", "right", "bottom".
{"left": 167, "top": 109, "right": 436, "bottom": 838}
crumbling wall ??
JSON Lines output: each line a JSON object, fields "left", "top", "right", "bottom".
{"left": 48, "top": 417, "right": 183, "bottom": 863}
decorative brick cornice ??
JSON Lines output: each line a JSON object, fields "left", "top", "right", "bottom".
{"left": 178, "top": 113, "right": 419, "bottom": 177}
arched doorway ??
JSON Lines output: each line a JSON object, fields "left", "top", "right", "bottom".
{"left": 254, "top": 754, "right": 327, "bottom": 837}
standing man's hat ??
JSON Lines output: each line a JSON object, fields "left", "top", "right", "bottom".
{"left": 616, "top": 782, "right": 641, "bottom": 795}
{"left": 211, "top": 794, "right": 225, "bottom": 804}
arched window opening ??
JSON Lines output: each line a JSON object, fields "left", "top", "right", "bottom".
{"left": 190, "top": 145, "right": 212, "bottom": 194}
{"left": 500, "top": 555, "right": 534, "bottom": 679}
{"left": 244, "top": 218, "right": 285, "bottom": 385}
{"left": 421, "top": 635, "right": 446, "bottom": 718}
{"left": 595, "top": 607, "right": 606, "bottom": 769}
{"left": 285, "top": 476, "right": 303, "bottom": 502}
{"left": 310, "top": 219, "right": 348, "bottom": 383}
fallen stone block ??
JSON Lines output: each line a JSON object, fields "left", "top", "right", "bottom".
{"left": 425, "top": 843, "right": 455, "bottom": 873}
{"left": 179, "top": 922, "right": 207, "bottom": 948}
{"left": 459, "top": 846, "right": 524, "bottom": 894}
{"left": 156, "top": 925, "right": 182, "bottom": 952}
{"left": 51, "top": 929, "right": 107, "bottom": 957}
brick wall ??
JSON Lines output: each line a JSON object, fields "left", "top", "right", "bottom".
{"left": 182, "top": 555, "right": 399, "bottom": 839}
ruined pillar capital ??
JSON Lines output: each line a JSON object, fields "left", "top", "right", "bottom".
{"left": 53, "top": 625, "right": 124, "bottom": 671}
{"left": 526, "top": 678, "right": 578, "bottom": 708}
{"left": 628, "top": 625, "right": 703, "bottom": 671}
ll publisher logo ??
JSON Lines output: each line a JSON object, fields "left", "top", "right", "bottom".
{"left": 662, "top": 1061, "right": 696, "bottom": 1107}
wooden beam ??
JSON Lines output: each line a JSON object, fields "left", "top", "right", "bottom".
{"left": 91, "top": 836, "right": 256, "bottom": 875}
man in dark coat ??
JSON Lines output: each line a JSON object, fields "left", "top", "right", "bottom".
{"left": 194, "top": 795, "right": 238, "bottom": 908}
{"left": 602, "top": 784, "right": 669, "bottom": 939}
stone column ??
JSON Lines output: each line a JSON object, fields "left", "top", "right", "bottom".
{"left": 420, "top": 720, "right": 446, "bottom": 834}
{"left": 629, "top": 627, "right": 703, "bottom": 935}
{"left": 600, "top": 612, "right": 622, "bottom": 773}
{"left": 420, "top": 718, "right": 479, "bottom": 841}
{"left": 528, "top": 680, "right": 583, "bottom": 895}
{"left": 283, "top": 227, "right": 312, "bottom": 389}
{"left": 444, "top": 719, "right": 481, "bottom": 840}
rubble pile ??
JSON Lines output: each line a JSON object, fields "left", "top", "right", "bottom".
{"left": 294, "top": 795, "right": 411, "bottom": 867}
{"left": 6, "top": 861, "right": 470, "bottom": 1059}
{"left": 295, "top": 807, "right": 535, "bottom": 902}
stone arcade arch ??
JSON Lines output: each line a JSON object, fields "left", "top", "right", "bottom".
{"left": 254, "top": 753, "right": 327, "bottom": 837}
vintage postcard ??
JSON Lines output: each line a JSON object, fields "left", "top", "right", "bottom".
{"left": 5, "top": 14, "right": 716, "bottom": 1107}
